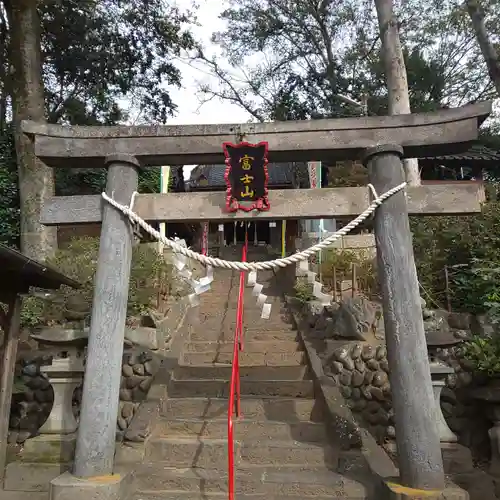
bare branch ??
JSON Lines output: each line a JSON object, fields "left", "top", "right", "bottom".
{"left": 194, "top": 50, "right": 266, "bottom": 122}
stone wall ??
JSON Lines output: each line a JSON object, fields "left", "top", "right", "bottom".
{"left": 301, "top": 296, "right": 492, "bottom": 459}
{"left": 9, "top": 349, "right": 159, "bottom": 446}
{"left": 8, "top": 295, "right": 188, "bottom": 449}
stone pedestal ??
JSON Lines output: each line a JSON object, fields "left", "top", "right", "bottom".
{"left": 39, "top": 350, "right": 84, "bottom": 435}
{"left": 22, "top": 433, "right": 77, "bottom": 463}
{"left": 50, "top": 470, "right": 132, "bottom": 500}
{"left": 472, "top": 383, "right": 500, "bottom": 477}
{"left": 424, "top": 331, "right": 463, "bottom": 445}
{"left": 429, "top": 361, "right": 458, "bottom": 443}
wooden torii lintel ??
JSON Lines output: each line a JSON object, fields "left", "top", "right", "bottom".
{"left": 41, "top": 183, "right": 485, "bottom": 226}
{"left": 22, "top": 101, "right": 491, "bottom": 167}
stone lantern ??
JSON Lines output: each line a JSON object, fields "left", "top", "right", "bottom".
{"left": 30, "top": 327, "right": 87, "bottom": 434}
{"left": 425, "top": 330, "right": 462, "bottom": 443}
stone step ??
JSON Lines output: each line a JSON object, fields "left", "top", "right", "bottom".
{"left": 132, "top": 493, "right": 341, "bottom": 500}
{"left": 134, "top": 465, "right": 372, "bottom": 497}
{"left": 240, "top": 440, "right": 338, "bottom": 467}
{"left": 155, "top": 418, "right": 327, "bottom": 442}
{"left": 168, "top": 378, "right": 314, "bottom": 398}
{"left": 194, "top": 319, "right": 294, "bottom": 330}
{"left": 146, "top": 437, "right": 237, "bottom": 467}
{"left": 161, "top": 397, "right": 324, "bottom": 421}
{"left": 190, "top": 329, "right": 298, "bottom": 342}
{"left": 197, "top": 315, "right": 293, "bottom": 325}
{"left": 197, "top": 312, "right": 287, "bottom": 322}
{"left": 181, "top": 351, "right": 305, "bottom": 366}
{"left": 197, "top": 312, "right": 286, "bottom": 320}
{"left": 183, "top": 340, "right": 302, "bottom": 354}
{"left": 194, "top": 306, "right": 287, "bottom": 315}
{"left": 174, "top": 363, "right": 308, "bottom": 381}
{"left": 202, "top": 295, "right": 284, "bottom": 301}
{"left": 199, "top": 302, "right": 284, "bottom": 308}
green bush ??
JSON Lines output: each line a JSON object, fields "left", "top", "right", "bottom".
{"left": 294, "top": 279, "right": 314, "bottom": 303}
{"left": 21, "top": 237, "right": 174, "bottom": 327}
{"left": 460, "top": 335, "right": 500, "bottom": 376}
{"left": 411, "top": 200, "right": 500, "bottom": 314}
{"left": 319, "top": 248, "right": 377, "bottom": 298}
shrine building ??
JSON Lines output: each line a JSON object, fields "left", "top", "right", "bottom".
{"left": 187, "top": 162, "right": 305, "bottom": 256}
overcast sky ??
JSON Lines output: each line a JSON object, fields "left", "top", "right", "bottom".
{"left": 166, "top": 0, "right": 252, "bottom": 179}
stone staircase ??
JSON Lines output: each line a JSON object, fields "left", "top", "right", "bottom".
{"left": 132, "top": 258, "right": 377, "bottom": 499}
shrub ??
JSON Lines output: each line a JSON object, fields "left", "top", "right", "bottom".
{"left": 460, "top": 335, "right": 500, "bottom": 376}
{"left": 410, "top": 200, "right": 500, "bottom": 313}
{"left": 319, "top": 248, "right": 378, "bottom": 298}
{"left": 294, "top": 279, "right": 314, "bottom": 303}
{"left": 21, "top": 237, "right": 174, "bottom": 327}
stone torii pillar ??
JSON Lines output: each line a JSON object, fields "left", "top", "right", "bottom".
{"left": 74, "top": 154, "right": 139, "bottom": 477}
{"left": 363, "top": 145, "right": 445, "bottom": 494}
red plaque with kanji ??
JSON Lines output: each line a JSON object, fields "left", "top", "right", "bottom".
{"left": 223, "top": 141, "right": 270, "bottom": 212}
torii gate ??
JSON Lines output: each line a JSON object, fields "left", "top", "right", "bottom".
{"left": 25, "top": 101, "right": 490, "bottom": 500}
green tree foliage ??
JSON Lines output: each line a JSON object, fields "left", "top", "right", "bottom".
{"left": 0, "top": 0, "right": 194, "bottom": 245}
{"left": 39, "top": 0, "right": 195, "bottom": 124}
{"left": 0, "top": 129, "right": 19, "bottom": 247}
{"left": 411, "top": 201, "right": 500, "bottom": 313}
{"left": 196, "top": 0, "right": 497, "bottom": 120}
{"left": 55, "top": 167, "right": 163, "bottom": 197}
{"left": 197, "top": 0, "right": 365, "bottom": 120}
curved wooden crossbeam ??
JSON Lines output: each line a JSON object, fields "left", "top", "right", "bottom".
{"left": 22, "top": 102, "right": 492, "bottom": 167}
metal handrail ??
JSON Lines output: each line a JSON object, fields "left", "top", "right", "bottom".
{"left": 227, "top": 236, "right": 247, "bottom": 500}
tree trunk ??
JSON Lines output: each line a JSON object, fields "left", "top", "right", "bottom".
{"left": 374, "top": 0, "right": 420, "bottom": 186}
{"left": 0, "top": 4, "right": 8, "bottom": 131}
{"left": 466, "top": 0, "right": 500, "bottom": 97}
{"left": 7, "top": 0, "right": 57, "bottom": 260}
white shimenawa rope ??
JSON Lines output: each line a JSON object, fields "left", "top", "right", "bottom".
{"left": 102, "top": 182, "right": 407, "bottom": 272}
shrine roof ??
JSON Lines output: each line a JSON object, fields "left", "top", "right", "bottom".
{"left": 190, "top": 162, "right": 295, "bottom": 190}
{"left": 0, "top": 244, "right": 80, "bottom": 299}
{"left": 420, "top": 144, "right": 500, "bottom": 163}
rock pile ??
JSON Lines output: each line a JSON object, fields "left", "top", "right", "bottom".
{"left": 117, "top": 401, "right": 139, "bottom": 437}
{"left": 305, "top": 296, "right": 384, "bottom": 342}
